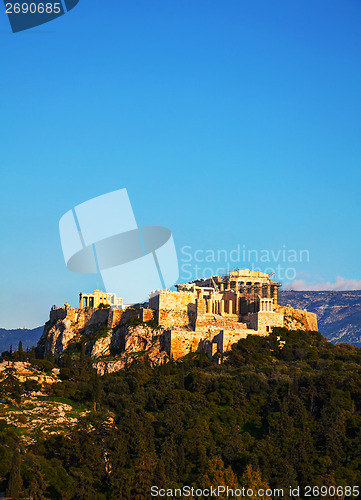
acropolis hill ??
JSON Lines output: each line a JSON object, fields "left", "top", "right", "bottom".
{"left": 38, "top": 270, "right": 318, "bottom": 374}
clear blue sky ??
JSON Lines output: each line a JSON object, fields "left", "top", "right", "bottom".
{"left": 1, "top": 0, "right": 360, "bottom": 328}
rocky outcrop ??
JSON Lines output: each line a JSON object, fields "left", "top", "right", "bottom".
{"left": 276, "top": 305, "right": 318, "bottom": 331}
{"left": 40, "top": 318, "right": 77, "bottom": 358}
{"left": 0, "top": 361, "right": 59, "bottom": 386}
{"left": 38, "top": 307, "right": 110, "bottom": 358}
{"left": 93, "top": 360, "right": 127, "bottom": 376}
{"left": 93, "top": 324, "right": 168, "bottom": 375}
{"left": 91, "top": 333, "right": 112, "bottom": 359}
{"left": 38, "top": 305, "right": 168, "bottom": 375}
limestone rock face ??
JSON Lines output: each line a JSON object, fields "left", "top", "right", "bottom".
{"left": 93, "top": 324, "right": 167, "bottom": 375}
{"left": 41, "top": 318, "right": 77, "bottom": 358}
{"left": 124, "top": 324, "right": 168, "bottom": 366}
{"left": 38, "top": 307, "right": 111, "bottom": 358}
{"left": 277, "top": 305, "right": 318, "bottom": 331}
{"left": 124, "top": 324, "right": 158, "bottom": 353}
{"left": 90, "top": 333, "right": 112, "bottom": 359}
{"left": 39, "top": 305, "right": 168, "bottom": 375}
{"left": 93, "top": 360, "right": 126, "bottom": 376}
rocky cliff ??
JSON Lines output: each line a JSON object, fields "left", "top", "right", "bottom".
{"left": 37, "top": 305, "right": 167, "bottom": 375}
{"left": 276, "top": 304, "right": 318, "bottom": 331}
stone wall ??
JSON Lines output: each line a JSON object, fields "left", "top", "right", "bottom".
{"left": 107, "top": 309, "right": 123, "bottom": 328}
{"left": 195, "top": 313, "right": 244, "bottom": 333}
{"left": 164, "top": 326, "right": 260, "bottom": 360}
{"left": 248, "top": 311, "right": 284, "bottom": 334}
{"left": 220, "top": 328, "right": 260, "bottom": 353}
{"left": 141, "top": 308, "right": 154, "bottom": 322}
{"left": 151, "top": 290, "right": 196, "bottom": 328}
{"left": 163, "top": 329, "right": 206, "bottom": 360}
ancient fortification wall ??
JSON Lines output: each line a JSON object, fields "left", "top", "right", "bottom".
{"left": 248, "top": 311, "right": 284, "bottom": 334}
{"left": 150, "top": 290, "right": 196, "bottom": 328}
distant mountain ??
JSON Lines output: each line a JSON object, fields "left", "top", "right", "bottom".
{"left": 0, "top": 326, "right": 44, "bottom": 354}
{"left": 279, "top": 290, "right": 361, "bottom": 346}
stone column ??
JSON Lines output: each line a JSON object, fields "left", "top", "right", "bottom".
{"left": 272, "top": 285, "right": 278, "bottom": 305}
{"left": 228, "top": 300, "right": 233, "bottom": 314}
{"left": 220, "top": 300, "right": 224, "bottom": 314}
{"left": 196, "top": 298, "right": 206, "bottom": 316}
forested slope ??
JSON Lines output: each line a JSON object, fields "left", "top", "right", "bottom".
{"left": 1, "top": 328, "right": 361, "bottom": 499}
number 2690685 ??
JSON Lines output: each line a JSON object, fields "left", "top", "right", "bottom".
{"left": 5, "top": 3, "right": 62, "bottom": 14}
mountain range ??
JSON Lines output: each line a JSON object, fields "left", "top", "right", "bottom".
{"left": 279, "top": 290, "right": 361, "bottom": 346}
{"left": 0, "top": 326, "right": 44, "bottom": 354}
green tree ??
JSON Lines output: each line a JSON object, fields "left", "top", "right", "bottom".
{"left": 26, "top": 462, "right": 48, "bottom": 500}
{"left": 199, "top": 456, "right": 239, "bottom": 499}
{"left": 240, "top": 464, "right": 269, "bottom": 500}
{"left": 6, "top": 449, "right": 22, "bottom": 500}
{"left": 18, "top": 341, "right": 24, "bottom": 361}
{"left": 92, "top": 373, "right": 102, "bottom": 411}
{"left": 1, "top": 363, "right": 22, "bottom": 403}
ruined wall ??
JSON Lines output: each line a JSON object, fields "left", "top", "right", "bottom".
{"left": 152, "top": 290, "right": 196, "bottom": 328}
{"left": 50, "top": 307, "right": 68, "bottom": 323}
{"left": 248, "top": 311, "right": 284, "bottom": 334}
{"left": 195, "top": 314, "right": 248, "bottom": 333}
{"left": 141, "top": 308, "right": 154, "bottom": 322}
{"left": 163, "top": 329, "right": 208, "bottom": 360}
{"left": 50, "top": 307, "right": 109, "bottom": 329}
{"left": 165, "top": 326, "right": 261, "bottom": 360}
{"left": 107, "top": 309, "right": 124, "bottom": 328}
{"left": 220, "top": 329, "right": 260, "bottom": 353}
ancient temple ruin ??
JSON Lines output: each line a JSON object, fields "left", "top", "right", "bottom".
{"left": 148, "top": 270, "right": 292, "bottom": 359}
{"left": 78, "top": 289, "right": 123, "bottom": 309}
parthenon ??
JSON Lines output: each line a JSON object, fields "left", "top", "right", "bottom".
{"left": 175, "top": 269, "right": 281, "bottom": 317}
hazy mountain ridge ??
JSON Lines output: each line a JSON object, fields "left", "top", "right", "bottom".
{"left": 0, "top": 326, "right": 44, "bottom": 354}
{"left": 279, "top": 290, "right": 361, "bottom": 346}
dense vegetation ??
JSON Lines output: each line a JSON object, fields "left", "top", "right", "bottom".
{"left": 1, "top": 329, "right": 361, "bottom": 499}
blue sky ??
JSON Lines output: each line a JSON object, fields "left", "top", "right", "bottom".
{"left": 0, "top": 0, "right": 360, "bottom": 328}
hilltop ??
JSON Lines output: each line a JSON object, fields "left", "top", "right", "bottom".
{"left": 36, "top": 271, "right": 317, "bottom": 374}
